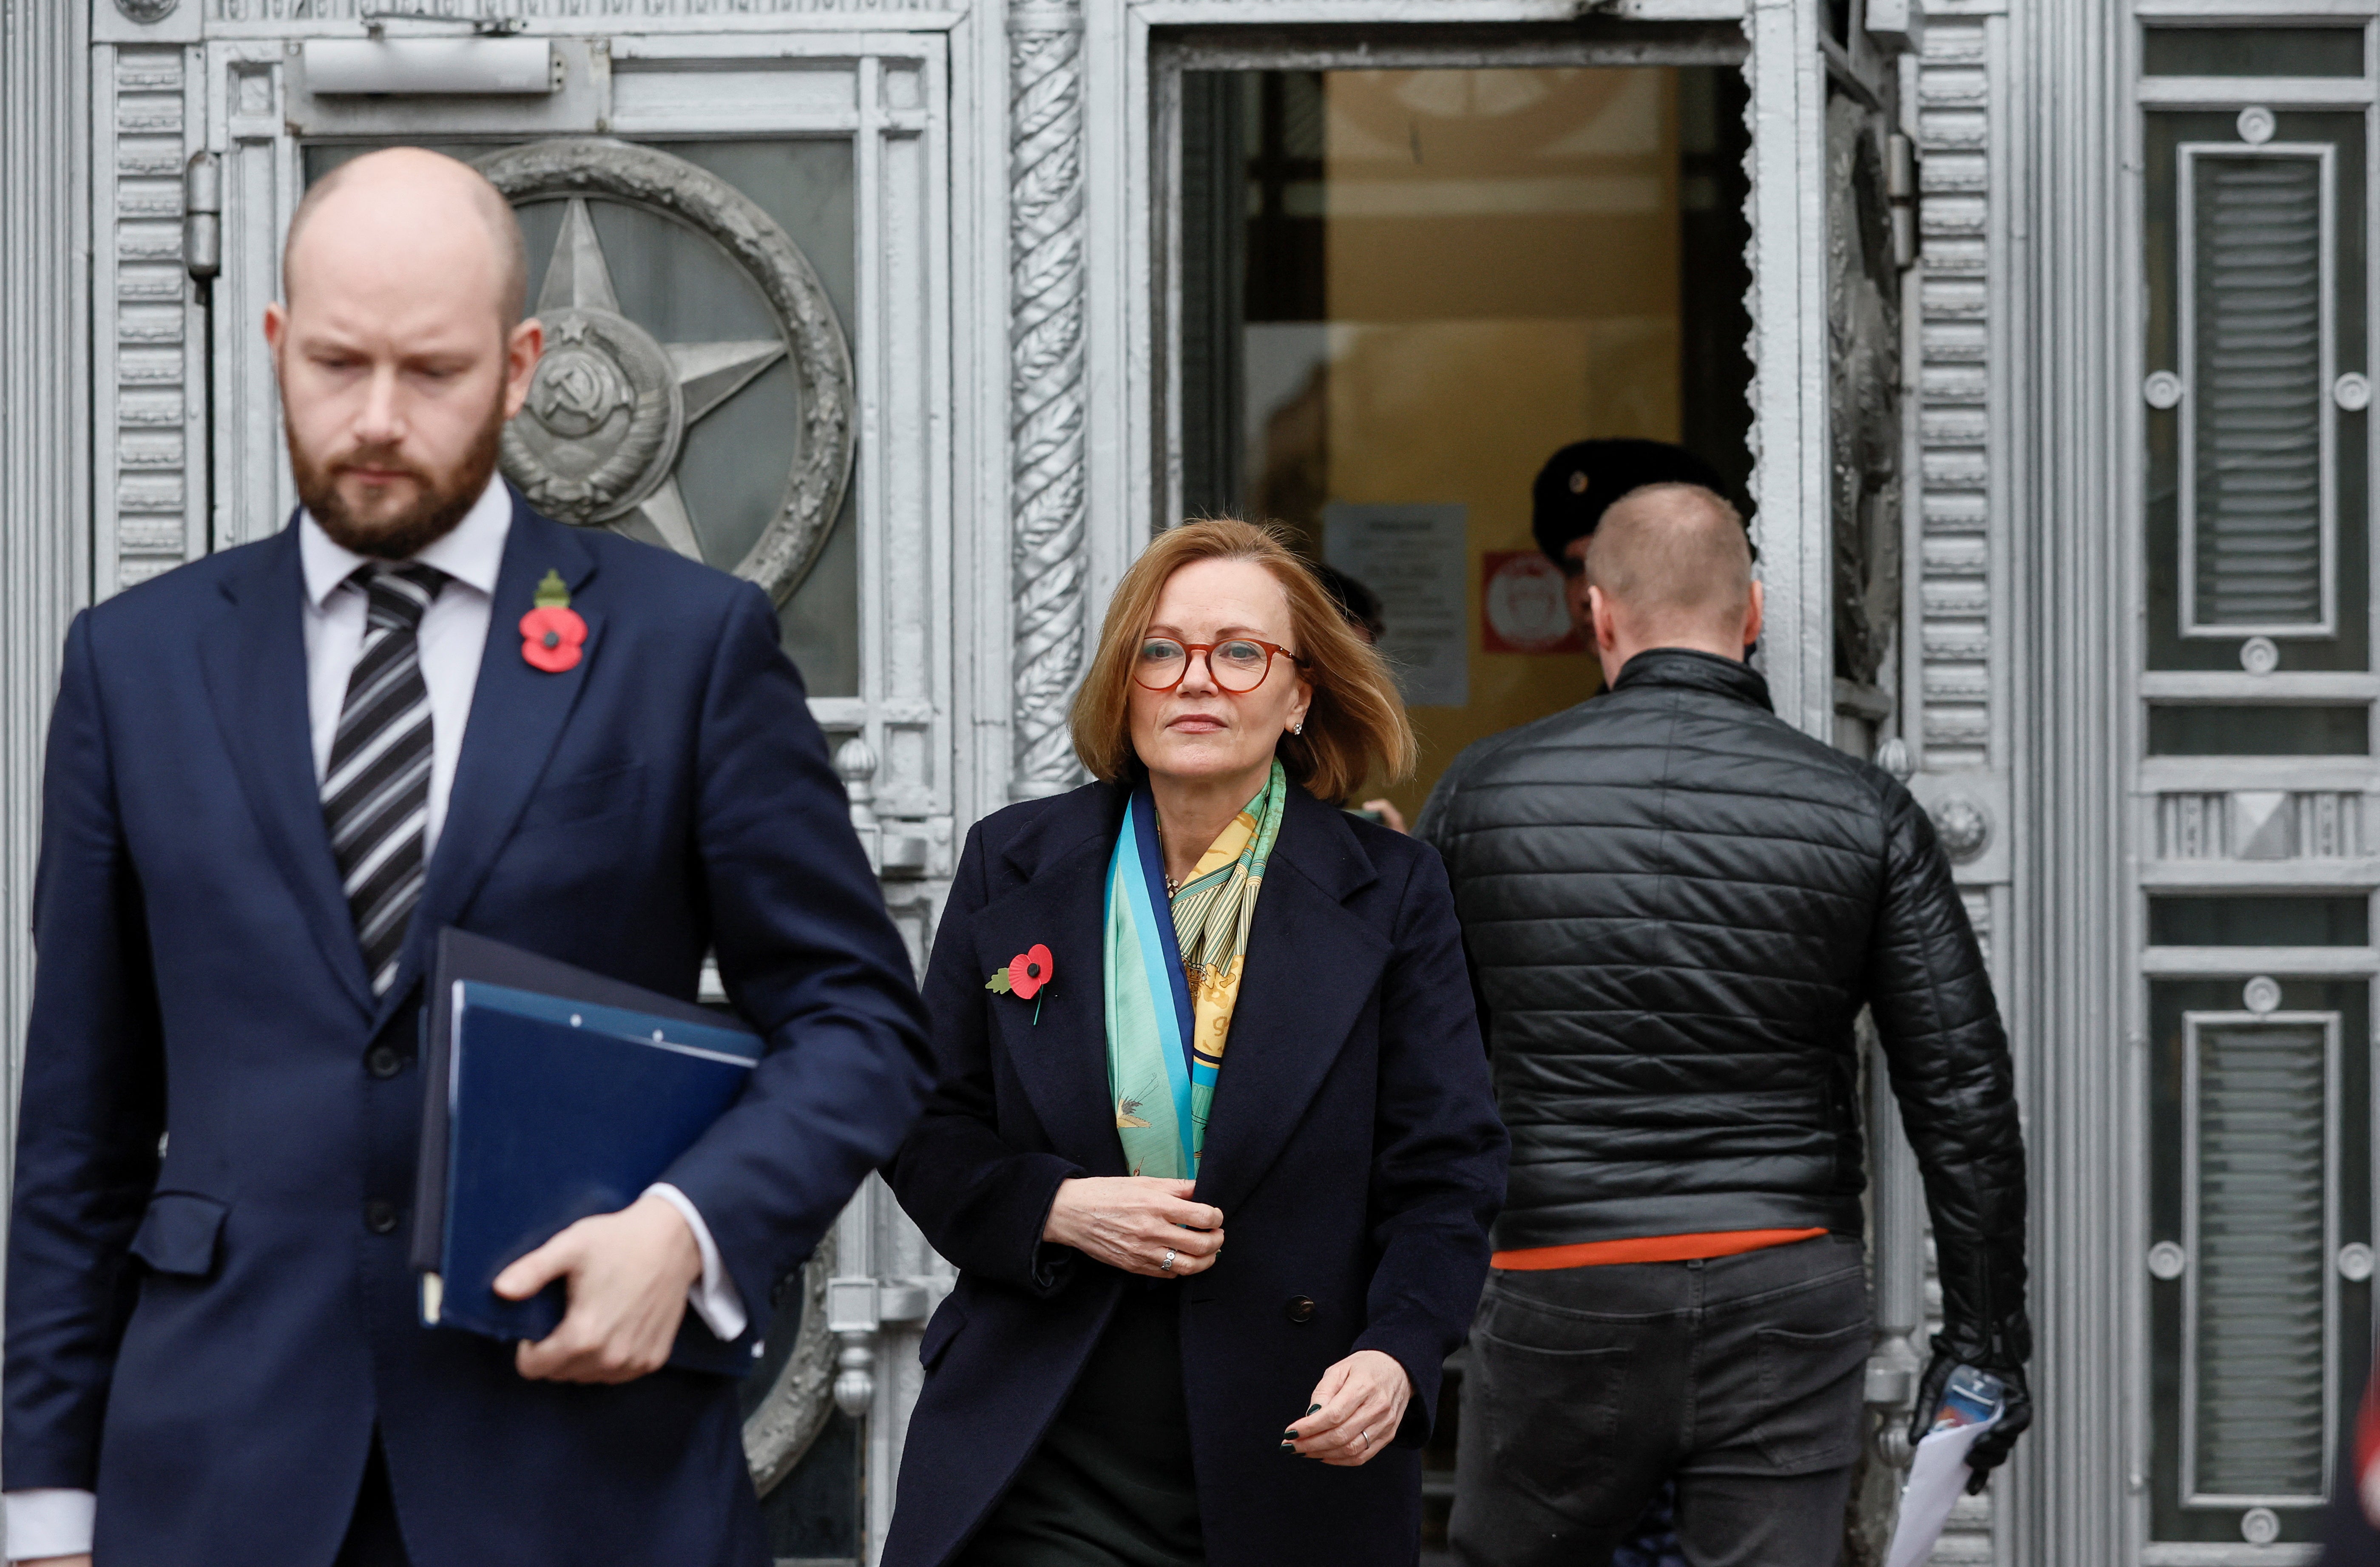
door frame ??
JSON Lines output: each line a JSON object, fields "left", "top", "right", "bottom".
{"left": 2025, "top": 0, "right": 2160, "bottom": 1560}
{"left": 1080, "top": 0, "right": 1837, "bottom": 741}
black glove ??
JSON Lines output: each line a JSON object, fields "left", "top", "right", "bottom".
{"left": 1911, "top": 1340, "right": 2032, "bottom": 1494}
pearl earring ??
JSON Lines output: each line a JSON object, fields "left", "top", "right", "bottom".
{"left": 1291, "top": 721, "right": 1304, "bottom": 736}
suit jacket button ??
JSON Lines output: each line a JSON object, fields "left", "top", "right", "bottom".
{"left": 1285, "top": 1294, "right": 1316, "bottom": 1324}
{"left": 366, "top": 1045, "right": 406, "bottom": 1079}
{"left": 364, "top": 1200, "right": 400, "bottom": 1235}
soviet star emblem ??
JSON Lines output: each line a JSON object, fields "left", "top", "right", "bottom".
{"left": 500, "top": 198, "right": 787, "bottom": 563}
{"left": 478, "top": 138, "right": 854, "bottom": 604}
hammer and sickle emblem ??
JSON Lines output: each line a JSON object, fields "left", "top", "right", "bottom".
{"left": 532, "top": 350, "right": 633, "bottom": 440}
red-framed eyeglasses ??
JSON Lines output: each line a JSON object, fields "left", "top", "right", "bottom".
{"left": 1132, "top": 636, "right": 1306, "bottom": 694}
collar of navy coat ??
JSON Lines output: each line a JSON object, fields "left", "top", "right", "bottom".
{"left": 965, "top": 778, "right": 1395, "bottom": 1218}
{"left": 197, "top": 485, "right": 602, "bottom": 1032}
{"left": 1610, "top": 643, "right": 1774, "bottom": 712}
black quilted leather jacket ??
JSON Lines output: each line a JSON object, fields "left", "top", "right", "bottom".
{"left": 1417, "top": 647, "right": 2029, "bottom": 1369}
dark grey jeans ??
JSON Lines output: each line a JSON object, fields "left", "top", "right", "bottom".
{"left": 1449, "top": 1234, "right": 1872, "bottom": 1567}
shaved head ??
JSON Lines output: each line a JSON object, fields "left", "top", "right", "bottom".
{"left": 265, "top": 145, "right": 543, "bottom": 561}
{"left": 285, "top": 147, "right": 527, "bottom": 331}
{"left": 1581, "top": 483, "right": 1753, "bottom": 642}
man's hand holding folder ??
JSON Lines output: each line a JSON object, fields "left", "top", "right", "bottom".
{"left": 417, "top": 930, "right": 773, "bottom": 1378}
{"left": 494, "top": 1195, "right": 704, "bottom": 1383}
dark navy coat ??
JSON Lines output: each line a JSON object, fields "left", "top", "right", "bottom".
{"left": 883, "top": 781, "right": 1507, "bottom": 1567}
{"left": 4, "top": 494, "right": 933, "bottom": 1566}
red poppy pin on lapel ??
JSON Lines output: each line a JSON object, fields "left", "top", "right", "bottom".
{"left": 986, "top": 943, "right": 1055, "bottom": 1023}
{"left": 520, "top": 570, "right": 586, "bottom": 673}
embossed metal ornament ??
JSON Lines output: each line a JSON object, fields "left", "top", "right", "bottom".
{"left": 475, "top": 139, "right": 855, "bottom": 604}
{"left": 1931, "top": 797, "right": 1991, "bottom": 863}
{"left": 115, "top": 0, "right": 180, "bottom": 22}
{"left": 741, "top": 1237, "right": 839, "bottom": 1495}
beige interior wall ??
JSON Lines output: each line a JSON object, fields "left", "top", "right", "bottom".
{"left": 1269, "top": 67, "right": 1684, "bottom": 820}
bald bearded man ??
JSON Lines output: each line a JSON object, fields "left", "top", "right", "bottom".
{"left": 3, "top": 148, "right": 930, "bottom": 1566}
{"left": 1419, "top": 485, "right": 2031, "bottom": 1567}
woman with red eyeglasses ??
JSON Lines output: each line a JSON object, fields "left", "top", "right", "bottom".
{"left": 880, "top": 518, "right": 1508, "bottom": 1567}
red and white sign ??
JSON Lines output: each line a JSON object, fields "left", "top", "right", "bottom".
{"left": 1480, "top": 550, "right": 1584, "bottom": 654}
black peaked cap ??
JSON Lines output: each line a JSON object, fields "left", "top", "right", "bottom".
{"left": 1531, "top": 438, "right": 1728, "bottom": 565}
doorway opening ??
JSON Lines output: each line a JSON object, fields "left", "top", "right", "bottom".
{"left": 1168, "top": 57, "right": 1754, "bottom": 823}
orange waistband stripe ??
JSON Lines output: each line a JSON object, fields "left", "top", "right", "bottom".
{"left": 1491, "top": 1228, "right": 1830, "bottom": 1271}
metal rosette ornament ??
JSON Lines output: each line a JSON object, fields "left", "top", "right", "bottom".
{"left": 474, "top": 139, "right": 856, "bottom": 605}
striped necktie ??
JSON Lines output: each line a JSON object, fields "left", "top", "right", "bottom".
{"left": 322, "top": 562, "right": 449, "bottom": 996}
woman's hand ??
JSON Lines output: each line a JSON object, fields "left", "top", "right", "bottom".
{"left": 1284, "top": 1349, "right": 1412, "bottom": 1466}
{"left": 1041, "top": 1176, "right": 1224, "bottom": 1278}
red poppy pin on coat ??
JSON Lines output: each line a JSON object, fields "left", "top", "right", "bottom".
{"left": 986, "top": 943, "right": 1055, "bottom": 1022}
{"left": 520, "top": 570, "right": 586, "bottom": 673}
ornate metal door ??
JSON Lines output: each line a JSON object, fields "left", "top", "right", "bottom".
{"left": 2130, "top": 26, "right": 2379, "bottom": 1558}
{"left": 88, "top": 9, "right": 965, "bottom": 1561}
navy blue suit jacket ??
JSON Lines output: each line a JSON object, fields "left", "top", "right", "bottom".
{"left": 882, "top": 781, "right": 1508, "bottom": 1567}
{"left": 4, "top": 495, "right": 932, "bottom": 1566}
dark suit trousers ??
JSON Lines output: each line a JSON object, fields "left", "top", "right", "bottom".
{"left": 1449, "top": 1235, "right": 1872, "bottom": 1567}
{"left": 334, "top": 1436, "right": 412, "bottom": 1567}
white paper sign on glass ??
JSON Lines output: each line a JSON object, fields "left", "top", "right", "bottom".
{"left": 1323, "top": 502, "right": 1470, "bottom": 708}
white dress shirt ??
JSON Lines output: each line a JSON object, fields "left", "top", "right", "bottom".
{"left": 3, "top": 479, "right": 743, "bottom": 1563}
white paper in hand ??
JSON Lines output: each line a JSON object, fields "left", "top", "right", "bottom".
{"left": 1885, "top": 1411, "right": 1999, "bottom": 1567}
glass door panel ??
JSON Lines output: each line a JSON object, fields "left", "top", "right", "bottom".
{"left": 1170, "top": 50, "right": 1752, "bottom": 1552}
{"left": 1175, "top": 63, "right": 1753, "bottom": 823}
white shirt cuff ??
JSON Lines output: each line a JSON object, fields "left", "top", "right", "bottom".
{"left": 6, "top": 1488, "right": 94, "bottom": 1560}
{"left": 643, "top": 1182, "right": 748, "bottom": 1343}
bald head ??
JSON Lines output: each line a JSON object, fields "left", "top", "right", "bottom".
{"left": 265, "top": 146, "right": 544, "bottom": 563}
{"left": 1582, "top": 483, "right": 1752, "bottom": 631}
{"left": 1579, "top": 483, "right": 1761, "bottom": 680}
{"left": 284, "top": 147, "right": 527, "bottom": 331}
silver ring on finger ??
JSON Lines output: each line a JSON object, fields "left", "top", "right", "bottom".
{"left": 1160, "top": 1247, "right": 1176, "bottom": 1273}
{"left": 1357, "top": 1430, "right": 1370, "bottom": 1447}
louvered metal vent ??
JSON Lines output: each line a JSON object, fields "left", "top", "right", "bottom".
{"left": 2186, "top": 149, "right": 2332, "bottom": 634}
{"left": 2192, "top": 1020, "right": 2332, "bottom": 1500}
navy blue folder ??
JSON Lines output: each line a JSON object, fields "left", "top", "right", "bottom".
{"left": 412, "top": 929, "right": 765, "bottom": 1377}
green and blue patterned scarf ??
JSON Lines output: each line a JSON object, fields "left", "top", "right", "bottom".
{"left": 1100, "top": 761, "right": 1287, "bottom": 1179}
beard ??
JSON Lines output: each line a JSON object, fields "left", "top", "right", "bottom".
{"left": 290, "top": 393, "right": 507, "bottom": 561}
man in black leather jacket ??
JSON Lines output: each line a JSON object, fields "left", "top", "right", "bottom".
{"left": 1422, "top": 480, "right": 2029, "bottom": 1567}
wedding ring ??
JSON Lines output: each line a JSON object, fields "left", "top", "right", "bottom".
{"left": 1160, "top": 1248, "right": 1176, "bottom": 1272}
{"left": 1357, "top": 1431, "right": 1370, "bottom": 1446}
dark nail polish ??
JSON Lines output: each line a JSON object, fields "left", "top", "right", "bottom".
{"left": 1306, "top": 1403, "right": 1322, "bottom": 1415}
{"left": 1280, "top": 1439, "right": 1295, "bottom": 1450}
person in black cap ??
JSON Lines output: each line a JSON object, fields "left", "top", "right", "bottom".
{"left": 1310, "top": 561, "right": 1387, "bottom": 646}
{"left": 1307, "top": 559, "right": 1406, "bottom": 831}
{"left": 1531, "top": 437, "right": 1734, "bottom": 637}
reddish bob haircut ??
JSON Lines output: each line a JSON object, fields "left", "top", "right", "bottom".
{"left": 1070, "top": 518, "right": 1417, "bottom": 804}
